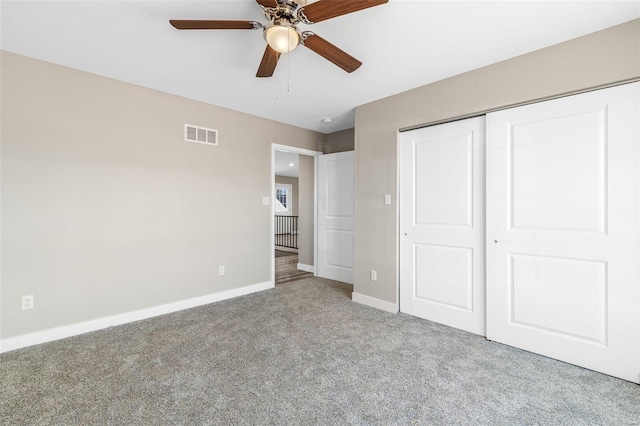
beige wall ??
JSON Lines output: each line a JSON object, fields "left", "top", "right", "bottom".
{"left": 354, "top": 19, "right": 640, "bottom": 304}
{"left": 3, "top": 19, "right": 638, "bottom": 340}
{"left": 275, "top": 176, "right": 299, "bottom": 216}
{"left": 322, "top": 128, "right": 354, "bottom": 154}
{"left": 1, "top": 51, "right": 323, "bottom": 339}
{"left": 297, "top": 155, "right": 314, "bottom": 267}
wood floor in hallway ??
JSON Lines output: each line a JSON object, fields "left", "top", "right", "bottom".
{"left": 275, "top": 250, "right": 314, "bottom": 285}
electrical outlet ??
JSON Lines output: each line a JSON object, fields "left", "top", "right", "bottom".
{"left": 22, "top": 295, "right": 34, "bottom": 310}
{"left": 262, "top": 196, "right": 270, "bottom": 205}
{"left": 370, "top": 270, "right": 377, "bottom": 281}
{"left": 219, "top": 266, "right": 225, "bottom": 276}
{"left": 384, "top": 194, "right": 391, "bottom": 205}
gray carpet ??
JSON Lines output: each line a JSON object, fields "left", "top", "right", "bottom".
{"left": 1, "top": 277, "right": 639, "bottom": 425}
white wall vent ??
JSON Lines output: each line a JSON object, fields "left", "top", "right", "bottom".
{"left": 184, "top": 124, "right": 218, "bottom": 146}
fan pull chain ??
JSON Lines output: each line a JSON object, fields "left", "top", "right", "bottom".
{"left": 287, "top": 32, "right": 291, "bottom": 93}
{"left": 275, "top": 57, "right": 280, "bottom": 105}
{"left": 287, "top": 49, "right": 291, "bottom": 93}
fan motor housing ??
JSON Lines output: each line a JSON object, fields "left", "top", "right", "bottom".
{"left": 262, "top": 1, "right": 305, "bottom": 25}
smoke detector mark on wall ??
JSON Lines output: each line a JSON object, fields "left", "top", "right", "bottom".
{"left": 185, "top": 124, "right": 218, "bottom": 146}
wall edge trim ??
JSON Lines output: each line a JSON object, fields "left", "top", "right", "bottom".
{"left": 352, "top": 292, "right": 398, "bottom": 313}
{"left": 0, "top": 281, "right": 274, "bottom": 354}
{"left": 297, "top": 263, "right": 315, "bottom": 273}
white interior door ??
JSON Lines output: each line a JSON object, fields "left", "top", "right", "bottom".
{"left": 400, "top": 116, "right": 486, "bottom": 336}
{"left": 317, "top": 151, "right": 354, "bottom": 284}
{"left": 486, "top": 82, "right": 640, "bottom": 383}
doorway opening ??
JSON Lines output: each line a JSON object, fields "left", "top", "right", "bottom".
{"left": 271, "top": 144, "right": 322, "bottom": 285}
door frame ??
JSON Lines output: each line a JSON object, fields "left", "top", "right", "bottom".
{"left": 271, "top": 144, "right": 323, "bottom": 286}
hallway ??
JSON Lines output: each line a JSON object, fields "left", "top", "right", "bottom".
{"left": 275, "top": 250, "right": 314, "bottom": 285}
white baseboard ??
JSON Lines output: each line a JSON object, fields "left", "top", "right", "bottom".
{"left": 352, "top": 292, "right": 398, "bottom": 313}
{"left": 297, "top": 263, "right": 315, "bottom": 274}
{"left": 0, "top": 281, "right": 273, "bottom": 354}
{"left": 275, "top": 247, "right": 298, "bottom": 254}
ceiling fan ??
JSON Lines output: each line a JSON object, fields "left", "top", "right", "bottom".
{"left": 170, "top": 0, "right": 388, "bottom": 78}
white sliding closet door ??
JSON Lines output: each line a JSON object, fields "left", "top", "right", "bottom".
{"left": 400, "top": 117, "right": 486, "bottom": 336}
{"left": 486, "top": 82, "right": 640, "bottom": 383}
{"left": 317, "top": 151, "right": 354, "bottom": 284}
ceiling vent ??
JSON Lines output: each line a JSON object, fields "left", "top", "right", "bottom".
{"left": 184, "top": 124, "right": 218, "bottom": 146}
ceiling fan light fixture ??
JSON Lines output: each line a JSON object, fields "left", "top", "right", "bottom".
{"left": 265, "top": 23, "right": 300, "bottom": 53}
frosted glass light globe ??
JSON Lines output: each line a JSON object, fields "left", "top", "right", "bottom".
{"left": 265, "top": 24, "right": 300, "bottom": 53}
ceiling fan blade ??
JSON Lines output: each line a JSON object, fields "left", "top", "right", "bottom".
{"left": 298, "top": 0, "right": 388, "bottom": 23}
{"left": 255, "top": 0, "right": 279, "bottom": 8}
{"left": 302, "top": 33, "right": 362, "bottom": 73}
{"left": 170, "top": 20, "right": 261, "bottom": 30}
{"left": 257, "top": 45, "right": 281, "bottom": 78}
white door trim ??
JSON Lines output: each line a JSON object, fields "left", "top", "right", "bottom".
{"left": 271, "top": 144, "right": 322, "bottom": 285}
{"left": 398, "top": 79, "right": 640, "bottom": 134}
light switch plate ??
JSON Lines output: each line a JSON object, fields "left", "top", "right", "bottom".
{"left": 262, "top": 196, "right": 270, "bottom": 205}
{"left": 384, "top": 194, "right": 391, "bottom": 205}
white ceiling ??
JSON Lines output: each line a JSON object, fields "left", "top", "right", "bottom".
{"left": 275, "top": 151, "right": 299, "bottom": 178}
{"left": 2, "top": 1, "right": 638, "bottom": 134}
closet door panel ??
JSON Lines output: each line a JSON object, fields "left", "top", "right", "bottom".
{"left": 400, "top": 116, "right": 485, "bottom": 336}
{"left": 486, "top": 82, "right": 640, "bottom": 383}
